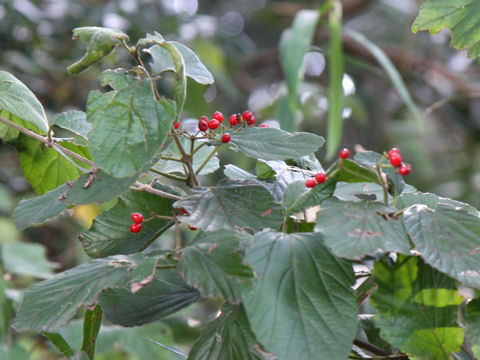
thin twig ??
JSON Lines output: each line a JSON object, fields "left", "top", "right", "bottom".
{"left": 149, "top": 167, "right": 187, "bottom": 182}
{"left": 131, "top": 182, "right": 182, "bottom": 201}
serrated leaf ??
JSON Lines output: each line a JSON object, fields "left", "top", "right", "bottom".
{"left": 188, "top": 303, "right": 264, "bottom": 360}
{"left": 180, "top": 234, "right": 253, "bottom": 302}
{"left": 229, "top": 127, "right": 324, "bottom": 161}
{"left": 174, "top": 180, "right": 283, "bottom": 231}
{"left": 53, "top": 110, "right": 91, "bottom": 141}
{"left": 315, "top": 198, "right": 411, "bottom": 259}
{"left": 0, "top": 70, "right": 48, "bottom": 133}
{"left": 67, "top": 27, "right": 128, "bottom": 75}
{"left": 241, "top": 230, "right": 357, "bottom": 360}
{"left": 412, "top": 0, "right": 480, "bottom": 58}
{"left": 99, "top": 269, "right": 201, "bottom": 327}
{"left": 13, "top": 253, "right": 155, "bottom": 332}
{"left": 87, "top": 69, "right": 173, "bottom": 178}
{"left": 16, "top": 135, "right": 87, "bottom": 194}
{"left": 371, "top": 255, "right": 464, "bottom": 359}
{"left": 403, "top": 203, "right": 480, "bottom": 289}
{"left": 14, "top": 169, "right": 136, "bottom": 230}
{"left": 80, "top": 189, "right": 174, "bottom": 257}
{"left": 149, "top": 42, "right": 214, "bottom": 85}
{"left": 2, "top": 242, "right": 58, "bottom": 279}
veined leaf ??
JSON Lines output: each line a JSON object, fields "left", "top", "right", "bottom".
{"left": 371, "top": 255, "right": 464, "bottom": 359}
{"left": 67, "top": 27, "right": 128, "bottom": 75}
{"left": 87, "top": 69, "right": 174, "bottom": 178}
{"left": 242, "top": 231, "right": 357, "bottom": 360}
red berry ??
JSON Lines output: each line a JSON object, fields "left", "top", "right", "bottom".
{"left": 398, "top": 163, "right": 411, "bottom": 176}
{"left": 130, "top": 223, "right": 142, "bottom": 233}
{"left": 213, "top": 111, "right": 224, "bottom": 122}
{"left": 315, "top": 172, "right": 327, "bottom": 184}
{"left": 208, "top": 119, "right": 220, "bottom": 130}
{"left": 199, "top": 115, "right": 209, "bottom": 122}
{"left": 198, "top": 119, "right": 208, "bottom": 132}
{"left": 305, "top": 179, "right": 316, "bottom": 188}
{"left": 188, "top": 225, "right": 197, "bottom": 231}
{"left": 260, "top": 124, "right": 269, "bottom": 128}
{"left": 229, "top": 114, "right": 239, "bottom": 126}
{"left": 389, "top": 153, "right": 402, "bottom": 167}
{"left": 246, "top": 116, "right": 255, "bottom": 125}
{"left": 339, "top": 148, "right": 350, "bottom": 159}
{"left": 131, "top": 212, "right": 144, "bottom": 224}
{"left": 222, "top": 133, "right": 231, "bottom": 143}
{"left": 174, "top": 121, "right": 180, "bottom": 129}
{"left": 388, "top": 148, "right": 400, "bottom": 158}
{"left": 179, "top": 207, "right": 188, "bottom": 215}
{"left": 242, "top": 111, "right": 253, "bottom": 121}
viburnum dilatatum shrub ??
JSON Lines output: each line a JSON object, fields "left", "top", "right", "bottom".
{"left": 2, "top": 20, "right": 480, "bottom": 360}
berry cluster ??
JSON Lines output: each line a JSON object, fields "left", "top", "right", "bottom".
{"left": 305, "top": 172, "right": 327, "bottom": 188}
{"left": 388, "top": 148, "right": 411, "bottom": 176}
{"left": 129, "top": 212, "right": 144, "bottom": 233}
{"left": 196, "top": 110, "right": 256, "bottom": 144}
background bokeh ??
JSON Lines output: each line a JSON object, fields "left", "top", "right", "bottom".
{"left": 1, "top": 0, "right": 480, "bottom": 358}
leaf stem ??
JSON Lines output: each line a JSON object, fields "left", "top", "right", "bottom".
{"left": 149, "top": 167, "right": 187, "bottom": 182}
{"left": 158, "top": 155, "right": 183, "bottom": 162}
{"left": 130, "top": 182, "right": 182, "bottom": 201}
{"left": 195, "top": 145, "right": 220, "bottom": 175}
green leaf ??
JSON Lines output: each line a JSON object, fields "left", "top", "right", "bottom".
{"left": 16, "top": 135, "right": 88, "bottom": 194}
{"left": 403, "top": 202, "right": 480, "bottom": 289}
{"left": 188, "top": 303, "right": 264, "bottom": 360}
{"left": 337, "top": 158, "right": 379, "bottom": 184}
{"left": 344, "top": 28, "right": 423, "bottom": 128}
{"left": 0, "top": 70, "right": 49, "bottom": 133}
{"left": 80, "top": 189, "right": 174, "bottom": 257}
{"left": 223, "top": 164, "right": 256, "bottom": 180}
{"left": 99, "top": 269, "right": 201, "bottom": 327}
{"left": 13, "top": 253, "right": 155, "bottom": 332}
{"left": 67, "top": 27, "right": 128, "bottom": 75}
{"left": 371, "top": 256, "right": 464, "bottom": 359}
{"left": 333, "top": 181, "right": 386, "bottom": 202}
{"left": 81, "top": 305, "right": 102, "bottom": 360}
{"left": 412, "top": 0, "right": 480, "bottom": 58}
{"left": 149, "top": 43, "right": 214, "bottom": 85}
{"left": 229, "top": 127, "right": 324, "bottom": 161}
{"left": 0, "top": 344, "right": 29, "bottom": 360}
{"left": 242, "top": 231, "right": 357, "bottom": 360}
{"left": 2, "top": 242, "right": 59, "bottom": 279}
{"left": 14, "top": 169, "right": 137, "bottom": 230}
{"left": 53, "top": 110, "right": 91, "bottom": 141}
{"left": 87, "top": 69, "right": 174, "bottom": 178}
{"left": 326, "top": 2, "right": 344, "bottom": 159}
{"left": 180, "top": 234, "right": 253, "bottom": 302}
{"left": 174, "top": 180, "right": 283, "bottom": 231}
{"left": 42, "top": 331, "right": 75, "bottom": 358}
{"left": 315, "top": 198, "right": 411, "bottom": 259}
{"left": 396, "top": 191, "right": 478, "bottom": 215}
{"left": 466, "top": 298, "right": 480, "bottom": 358}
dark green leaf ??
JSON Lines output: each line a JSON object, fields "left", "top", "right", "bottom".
{"left": 229, "top": 127, "right": 324, "bottom": 161}
{"left": 315, "top": 198, "right": 411, "bottom": 259}
{"left": 466, "top": 298, "right": 480, "bottom": 358}
{"left": 80, "top": 189, "right": 174, "bottom": 257}
{"left": 412, "top": 0, "right": 480, "bottom": 58}
{"left": 42, "top": 331, "right": 75, "bottom": 358}
{"left": 337, "top": 158, "right": 379, "bottom": 184}
{"left": 174, "top": 180, "right": 283, "bottom": 231}
{"left": 403, "top": 203, "right": 480, "bottom": 289}
{"left": 13, "top": 253, "right": 155, "bottom": 332}
{"left": 81, "top": 305, "right": 102, "bottom": 360}
{"left": 2, "top": 242, "right": 59, "bottom": 279}
{"left": 188, "top": 303, "right": 264, "bottom": 360}
{"left": 371, "top": 256, "right": 464, "bottom": 359}
{"left": 67, "top": 27, "right": 128, "bottom": 75}
{"left": 0, "top": 70, "right": 49, "bottom": 133}
{"left": 242, "top": 231, "right": 357, "bottom": 360}
{"left": 99, "top": 270, "right": 201, "bottom": 327}
{"left": 180, "top": 236, "right": 253, "bottom": 302}
{"left": 87, "top": 69, "right": 173, "bottom": 178}
{"left": 53, "top": 110, "right": 91, "bottom": 140}
{"left": 149, "top": 42, "right": 214, "bottom": 85}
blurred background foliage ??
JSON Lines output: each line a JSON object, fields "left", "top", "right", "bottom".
{"left": 1, "top": 0, "right": 480, "bottom": 358}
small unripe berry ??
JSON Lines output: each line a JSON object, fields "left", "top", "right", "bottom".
{"left": 315, "top": 172, "right": 327, "bottom": 184}
{"left": 174, "top": 121, "right": 180, "bottom": 129}
{"left": 130, "top": 223, "right": 142, "bottom": 233}
{"left": 398, "top": 163, "right": 411, "bottom": 176}
{"left": 389, "top": 153, "right": 402, "bottom": 167}
{"left": 131, "top": 212, "right": 144, "bottom": 224}
{"left": 198, "top": 119, "right": 208, "bottom": 132}
{"left": 208, "top": 119, "right": 220, "bottom": 130}
{"left": 213, "top": 111, "right": 224, "bottom": 122}
{"left": 246, "top": 116, "right": 255, "bottom": 125}
{"left": 339, "top": 148, "right": 350, "bottom": 159}
{"left": 305, "top": 179, "right": 316, "bottom": 188}
{"left": 229, "top": 114, "right": 239, "bottom": 126}
{"left": 222, "top": 133, "right": 231, "bottom": 143}
{"left": 242, "top": 110, "right": 253, "bottom": 121}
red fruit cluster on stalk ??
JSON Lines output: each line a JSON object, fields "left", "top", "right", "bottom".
{"left": 388, "top": 147, "right": 411, "bottom": 176}
{"left": 305, "top": 172, "right": 327, "bottom": 188}
{"left": 227, "top": 110, "right": 255, "bottom": 127}
{"left": 130, "top": 212, "right": 144, "bottom": 233}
